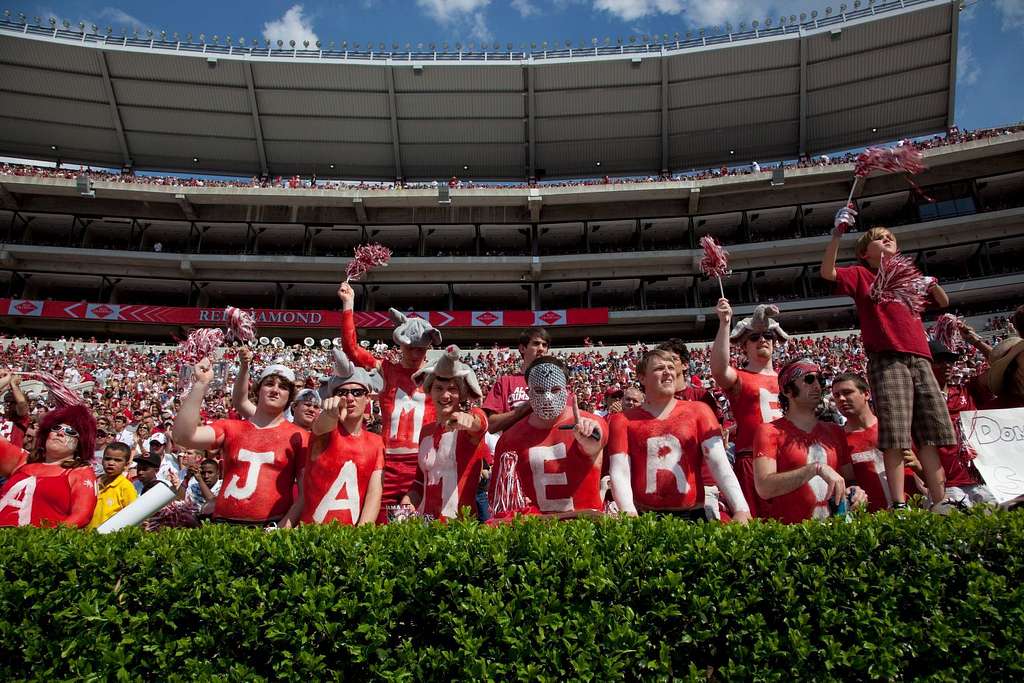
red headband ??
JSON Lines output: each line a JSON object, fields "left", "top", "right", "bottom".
{"left": 779, "top": 360, "right": 820, "bottom": 389}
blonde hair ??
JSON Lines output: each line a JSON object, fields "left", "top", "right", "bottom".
{"left": 637, "top": 349, "right": 676, "bottom": 376}
{"left": 855, "top": 227, "right": 895, "bottom": 260}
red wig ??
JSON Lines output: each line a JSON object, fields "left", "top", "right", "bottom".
{"left": 32, "top": 404, "right": 96, "bottom": 468}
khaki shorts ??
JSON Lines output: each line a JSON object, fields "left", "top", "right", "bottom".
{"left": 867, "top": 351, "right": 956, "bottom": 450}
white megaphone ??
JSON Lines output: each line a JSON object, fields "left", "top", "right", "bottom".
{"left": 303, "top": 337, "right": 315, "bottom": 347}
{"left": 272, "top": 337, "right": 285, "bottom": 349}
{"left": 96, "top": 481, "right": 178, "bottom": 534}
{"left": 332, "top": 337, "right": 342, "bottom": 348}
{"left": 319, "top": 338, "right": 331, "bottom": 349}
{"left": 259, "top": 336, "right": 270, "bottom": 346}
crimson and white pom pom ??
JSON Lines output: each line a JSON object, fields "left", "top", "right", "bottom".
{"left": 699, "top": 235, "right": 730, "bottom": 279}
{"left": 345, "top": 243, "right": 392, "bottom": 282}
{"left": 869, "top": 253, "right": 927, "bottom": 314}
{"left": 224, "top": 306, "right": 256, "bottom": 344}
{"left": 17, "top": 371, "right": 83, "bottom": 408}
{"left": 854, "top": 143, "right": 927, "bottom": 178}
{"left": 491, "top": 450, "right": 530, "bottom": 517}
{"left": 932, "top": 313, "right": 962, "bottom": 351}
{"left": 177, "top": 327, "right": 225, "bottom": 366}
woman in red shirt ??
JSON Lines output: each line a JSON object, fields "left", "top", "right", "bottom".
{"left": 0, "top": 403, "right": 98, "bottom": 527}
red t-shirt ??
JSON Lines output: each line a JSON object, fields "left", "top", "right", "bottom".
{"left": 0, "top": 440, "right": 97, "bottom": 528}
{"left": 0, "top": 414, "right": 29, "bottom": 450}
{"left": 833, "top": 264, "right": 931, "bottom": 358}
{"left": 607, "top": 401, "right": 721, "bottom": 511}
{"left": 753, "top": 418, "right": 850, "bottom": 524}
{"left": 728, "top": 369, "right": 783, "bottom": 455}
{"left": 411, "top": 408, "right": 489, "bottom": 520}
{"left": 210, "top": 419, "right": 308, "bottom": 522}
{"left": 490, "top": 411, "right": 608, "bottom": 516}
{"left": 482, "top": 375, "right": 530, "bottom": 415}
{"left": 844, "top": 423, "right": 896, "bottom": 512}
{"left": 936, "top": 384, "right": 982, "bottom": 487}
{"left": 300, "top": 426, "right": 384, "bottom": 525}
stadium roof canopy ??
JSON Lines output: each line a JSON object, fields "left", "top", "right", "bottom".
{"left": 0, "top": 0, "right": 960, "bottom": 181}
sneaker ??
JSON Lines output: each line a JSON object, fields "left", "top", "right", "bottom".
{"left": 891, "top": 502, "right": 910, "bottom": 511}
{"left": 929, "top": 499, "right": 965, "bottom": 515}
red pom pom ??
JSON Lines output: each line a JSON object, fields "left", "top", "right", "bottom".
{"left": 491, "top": 450, "right": 532, "bottom": 517}
{"left": 869, "top": 253, "right": 928, "bottom": 314}
{"left": 854, "top": 143, "right": 927, "bottom": 178}
{"left": 18, "top": 372, "right": 83, "bottom": 408}
{"left": 345, "top": 243, "right": 392, "bottom": 282}
{"left": 224, "top": 306, "right": 256, "bottom": 344}
{"left": 699, "top": 235, "right": 731, "bottom": 279}
{"left": 932, "top": 313, "right": 962, "bottom": 352}
{"left": 176, "top": 327, "right": 224, "bottom": 366}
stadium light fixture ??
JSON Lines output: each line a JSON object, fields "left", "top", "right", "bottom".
{"left": 289, "top": 40, "right": 295, "bottom": 47}
{"left": 50, "top": 145, "right": 57, "bottom": 151}
{"left": 303, "top": 40, "right": 310, "bottom": 48}
{"left": 192, "top": 157, "right": 199, "bottom": 164}
{"left": 872, "top": 127, "right": 877, "bottom": 132}
{"left": 63, "top": 20, "right": 69, "bottom": 29}
{"left": 329, "top": 164, "right": 335, "bottom": 169}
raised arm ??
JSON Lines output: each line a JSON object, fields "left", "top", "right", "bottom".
{"left": 959, "top": 321, "right": 993, "bottom": 357}
{"left": 822, "top": 206, "right": 855, "bottom": 282}
{"left": 337, "top": 282, "right": 381, "bottom": 370}
{"left": 710, "top": 298, "right": 739, "bottom": 392}
{"left": 311, "top": 396, "right": 343, "bottom": 436}
{"left": 171, "top": 358, "right": 219, "bottom": 450}
{"left": 231, "top": 347, "right": 257, "bottom": 419}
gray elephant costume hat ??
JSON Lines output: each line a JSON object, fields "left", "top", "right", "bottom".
{"left": 413, "top": 345, "right": 483, "bottom": 400}
{"left": 730, "top": 304, "right": 791, "bottom": 343}
{"left": 390, "top": 308, "right": 442, "bottom": 348}
{"left": 325, "top": 349, "right": 385, "bottom": 397}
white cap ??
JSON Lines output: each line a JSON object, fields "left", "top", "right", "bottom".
{"left": 257, "top": 364, "right": 296, "bottom": 384}
{"left": 148, "top": 432, "right": 167, "bottom": 446}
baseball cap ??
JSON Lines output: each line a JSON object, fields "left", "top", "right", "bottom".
{"left": 134, "top": 452, "right": 161, "bottom": 469}
{"left": 928, "top": 338, "right": 958, "bottom": 363}
{"left": 257, "top": 364, "right": 296, "bottom": 384}
{"left": 149, "top": 432, "right": 167, "bottom": 446}
{"left": 292, "top": 388, "right": 322, "bottom": 406}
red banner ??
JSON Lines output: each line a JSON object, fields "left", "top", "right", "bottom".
{"left": 1, "top": 298, "right": 608, "bottom": 329}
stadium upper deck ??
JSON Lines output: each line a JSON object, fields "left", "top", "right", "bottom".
{"left": 0, "top": 0, "right": 960, "bottom": 180}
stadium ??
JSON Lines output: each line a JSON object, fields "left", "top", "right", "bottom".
{"left": 1, "top": 0, "right": 1024, "bottom": 679}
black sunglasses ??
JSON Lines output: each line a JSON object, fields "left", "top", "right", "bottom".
{"left": 334, "top": 388, "right": 368, "bottom": 398}
{"left": 747, "top": 333, "right": 774, "bottom": 343}
{"left": 96, "top": 429, "right": 109, "bottom": 438}
{"left": 801, "top": 374, "right": 826, "bottom": 386}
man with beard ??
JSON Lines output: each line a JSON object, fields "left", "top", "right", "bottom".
{"left": 608, "top": 350, "right": 750, "bottom": 522}
{"left": 337, "top": 282, "right": 440, "bottom": 522}
{"left": 753, "top": 359, "right": 867, "bottom": 523}
{"left": 711, "top": 301, "right": 789, "bottom": 518}
{"left": 489, "top": 357, "right": 606, "bottom": 519}
{"left": 173, "top": 359, "right": 308, "bottom": 527}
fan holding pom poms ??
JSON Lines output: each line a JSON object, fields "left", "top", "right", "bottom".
{"left": 699, "top": 235, "right": 731, "bottom": 299}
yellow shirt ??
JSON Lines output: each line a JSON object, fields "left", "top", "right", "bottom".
{"left": 89, "top": 474, "right": 138, "bottom": 529}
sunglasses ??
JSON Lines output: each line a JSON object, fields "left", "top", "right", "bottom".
{"left": 96, "top": 429, "right": 109, "bottom": 438}
{"left": 52, "top": 424, "right": 79, "bottom": 438}
{"left": 800, "top": 374, "right": 826, "bottom": 386}
{"left": 747, "top": 333, "right": 774, "bottom": 343}
{"left": 333, "top": 388, "right": 368, "bottom": 398}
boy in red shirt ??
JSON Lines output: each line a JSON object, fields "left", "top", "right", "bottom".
{"left": 753, "top": 359, "right": 867, "bottom": 523}
{"left": 711, "top": 301, "right": 790, "bottom": 518}
{"left": 173, "top": 358, "right": 308, "bottom": 526}
{"left": 608, "top": 349, "right": 750, "bottom": 522}
{"left": 300, "top": 350, "right": 384, "bottom": 525}
{"left": 401, "top": 346, "right": 489, "bottom": 520}
{"left": 489, "top": 357, "right": 606, "bottom": 519}
{"left": 822, "top": 207, "right": 954, "bottom": 511}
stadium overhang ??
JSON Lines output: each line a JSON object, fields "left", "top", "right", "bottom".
{"left": 0, "top": 0, "right": 960, "bottom": 181}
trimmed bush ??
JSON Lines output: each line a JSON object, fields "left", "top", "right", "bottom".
{"left": 2, "top": 511, "right": 1023, "bottom": 681}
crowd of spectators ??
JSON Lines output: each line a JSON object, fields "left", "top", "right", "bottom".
{"left": 1, "top": 312, "right": 1013, "bottom": 490}
{"left": 2, "top": 125, "right": 1020, "bottom": 193}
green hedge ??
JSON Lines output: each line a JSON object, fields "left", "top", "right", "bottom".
{"left": 2, "top": 511, "right": 1023, "bottom": 681}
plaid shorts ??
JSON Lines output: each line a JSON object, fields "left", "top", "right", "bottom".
{"left": 867, "top": 351, "right": 957, "bottom": 450}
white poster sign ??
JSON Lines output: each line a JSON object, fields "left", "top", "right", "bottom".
{"left": 959, "top": 409, "right": 1024, "bottom": 504}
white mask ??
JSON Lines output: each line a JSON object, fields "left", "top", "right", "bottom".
{"left": 528, "top": 363, "right": 568, "bottom": 421}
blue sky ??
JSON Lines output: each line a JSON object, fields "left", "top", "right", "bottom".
{"left": 23, "top": 0, "right": 1024, "bottom": 129}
